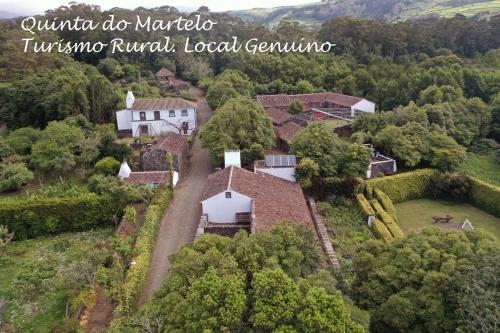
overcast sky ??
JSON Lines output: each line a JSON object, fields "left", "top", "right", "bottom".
{"left": 1, "top": 0, "right": 312, "bottom": 16}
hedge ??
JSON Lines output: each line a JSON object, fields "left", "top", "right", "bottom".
{"left": 0, "top": 193, "right": 120, "bottom": 240}
{"left": 371, "top": 218, "right": 394, "bottom": 243}
{"left": 468, "top": 177, "right": 500, "bottom": 218}
{"left": 371, "top": 200, "right": 404, "bottom": 239}
{"left": 367, "top": 169, "right": 438, "bottom": 203}
{"left": 113, "top": 186, "right": 173, "bottom": 323}
{"left": 374, "top": 189, "right": 397, "bottom": 221}
{"left": 356, "top": 193, "right": 375, "bottom": 217}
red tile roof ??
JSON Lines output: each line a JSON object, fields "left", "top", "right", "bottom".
{"left": 123, "top": 171, "right": 170, "bottom": 185}
{"left": 266, "top": 108, "right": 292, "bottom": 125}
{"left": 276, "top": 121, "right": 304, "bottom": 143}
{"left": 202, "top": 166, "right": 313, "bottom": 232}
{"left": 155, "top": 68, "right": 175, "bottom": 77}
{"left": 257, "top": 92, "right": 364, "bottom": 109}
{"left": 146, "top": 132, "right": 187, "bottom": 155}
{"left": 133, "top": 98, "right": 197, "bottom": 110}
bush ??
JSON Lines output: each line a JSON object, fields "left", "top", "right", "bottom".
{"left": 123, "top": 206, "right": 136, "bottom": 226}
{"left": 0, "top": 193, "right": 121, "bottom": 240}
{"left": 95, "top": 157, "right": 121, "bottom": 175}
{"left": 113, "top": 186, "right": 173, "bottom": 319}
{"left": 0, "top": 162, "right": 33, "bottom": 192}
{"left": 374, "top": 189, "right": 397, "bottom": 221}
{"left": 371, "top": 200, "right": 404, "bottom": 239}
{"left": 370, "top": 218, "right": 393, "bottom": 243}
{"left": 366, "top": 169, "right": 438, "bottom": 203}
{"left": 356, "top": 193, "right": 375, "bottom": 217}
{"left": 179, "top": 89, "right": 196, "bottom": 101}
{"left": 429, "top": 172, "right": 471, "bottom": 199}
{"left": 468, "top": 177, "right": 500, "bottom": 217}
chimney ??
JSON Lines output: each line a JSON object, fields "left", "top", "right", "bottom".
{"left": 118, "top": 160, "right": 132, "bottom": 179}
{"left": 126, "top": 91, "right": 135, "bottom": 109}
{"left": 224, "top": 150, "right": 241, "bottom": 168}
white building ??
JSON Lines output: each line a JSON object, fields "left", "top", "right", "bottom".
{"left": 116, "top": 91, "right": 197, "bottom": 137}
{"left": 118, "top": 160, "right": 178, "bottom": 187}
{"left": 254, "top": 155, "right": 296, "bottom": 182}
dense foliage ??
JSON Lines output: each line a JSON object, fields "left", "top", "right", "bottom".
{"left": 351, "top": 228, "right": 499, "bottom": 333}
{"left": 201, "top": 96, "right": 275, "bottom": 166}
{"left": 125, "top": 224, "right": 366, "bottom": 332}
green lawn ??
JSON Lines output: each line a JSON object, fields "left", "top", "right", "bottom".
{"left": 0, "top": 229, "right": 113, "bottom": 332}
{"left": 396, "top": 199, "right": 500, "bottom": 239}
{"left": 458, "top": 153, "right": 500, "bottom": 187}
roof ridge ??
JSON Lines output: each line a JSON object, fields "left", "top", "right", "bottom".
{"left": 227, "top": 165, "right": 234, "bottom": 191}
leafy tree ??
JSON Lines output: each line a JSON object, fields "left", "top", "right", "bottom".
{"left": 201, "top": 97, "right": 275, "bottom": 166}
{"left": 351, "top": 227, "right": 499, "bottom": 333}
{"left": 0, "top": 162, "right": 33, "bottom": 192}
{"left": 295, "top": 157, "right": 320, "bottom": 189}
{"left": 251, "top": 268, "right": 300, "bottom": 330}
{"left": 427, "top": 131, "right": 467, "bottom": 170}
{"left": 288, "top": 99, "right": 304, "bottom": 115}
{"left": 5, "top": 127, "right": 41, "bottom": 156}
{"left": 206, "top": 80, "right": 238, "bottom": 110}
{"left": 31, "top": 141, "right": 76, "bottom": 173}
{"left": 95, "top": 157, "right": 121, "bottom": 176}
{"left": 296, "top": 80, "right": 315, "bottom": 93}
{"left": 0, "top": 139, "right": 14, "bottom": 161}
{"left": 97, "top": 58, "right": 121, "bottom": 79}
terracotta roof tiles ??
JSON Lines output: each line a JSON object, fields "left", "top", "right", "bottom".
{"left": 155, "top": 68, "right": 175, "bottom": 77}
{"left": 132, "top": 98, "right": 197, "bottom": 110}
{"left": 276, "top": 121, "right": 305, "bottom": 143}
{"left": 145, "top": 132, "right": 187, "bottom": 155}
{"left": 257, "top": 92, "right": 364, "bottom": 109}
{"left": 266, "top": 108, "right": 292, "bottom": 125}
{"left": 124, "top": 171, "right": 170, "bottom": 185}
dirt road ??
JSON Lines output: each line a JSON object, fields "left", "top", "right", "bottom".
{"left": 138, "top": 86, "right": 212, "bottom": 304}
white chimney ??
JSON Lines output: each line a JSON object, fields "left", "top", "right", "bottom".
{"left": 118, "top": 160, "right": 132, "bottom": 179}
{"left": 126, "top": 91, "right": 135, "bottom": 109}
{"left": 224, "top": 150, "right": 241, "bottom": 168}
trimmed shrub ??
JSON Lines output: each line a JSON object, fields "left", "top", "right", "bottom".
{"left": 374, "top": 189, "right": 397, "bottom": 221}
{"left": 429, "top": 172, "right": 471, "bottom": 199}
{"left": 123, "top": 206, "right": 136, "bottom": 226}
{"left": 114, "top": 186, "right": 173, "bottom": 320}
{"left": 468, "top": 177, "right": 500, "bottom": 217}
{"left": 367, "top": 169, "right": 438, "bottom": 203}
{"left": 371, "top": 200, "right": 404, "bottom": 239}
{"left": 0, "top": 193, "right": 120, "bottom": 240}
{"left": 95, "top": 156, "right": 121, "bottom": 176}
{"left": 356, "top": 193, "right": 375, "bottom": 217}
{"left": 371, "top": 218, "right": 393, "bottom": 243}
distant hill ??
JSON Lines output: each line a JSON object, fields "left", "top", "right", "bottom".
{"left": 230, "top": 0, "right": 500, "bottom": 27}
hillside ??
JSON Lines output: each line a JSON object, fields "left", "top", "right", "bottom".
{"left": 230, "top": 0, "right": 500, "bottom": 27}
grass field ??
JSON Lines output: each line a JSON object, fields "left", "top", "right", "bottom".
{"left": 0, "top": 229, "right": 113, "bottom": 332}
{"left": 396, "top": 199, "right": 500, "bottom": 239}
{"left": 458, "top": 153, "right": 500, "bottom": 187}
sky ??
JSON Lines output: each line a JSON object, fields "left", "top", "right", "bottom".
{"left": 0, "top": 0, "right": 313, "bottom": 16}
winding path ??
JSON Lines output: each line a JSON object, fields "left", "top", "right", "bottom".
{"left": 139, "top": 86, "right": 213, "bottom": 304}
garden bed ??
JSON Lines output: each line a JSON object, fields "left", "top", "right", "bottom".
{"left": 395, "top": 198, "right": 500, "bottom": 239}
{"left": 0, "top": 229, "right": 114, "bottom": 332}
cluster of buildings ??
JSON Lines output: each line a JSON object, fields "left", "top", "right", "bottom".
{"left": 114, "top": 85, "right": 396, "bottom": 236}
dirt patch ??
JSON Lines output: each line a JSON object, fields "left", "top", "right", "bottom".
{"left": 84, "top": 288, "right": 114, "bottom": 332}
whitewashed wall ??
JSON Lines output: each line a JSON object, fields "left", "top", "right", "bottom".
{"left": 255, "top": 167, "right": 296, "bottom": 182}
{"left": 130, "top": 108, "right": 197, "bottom": 136}
{"left": 116, "top": 109, "right": 132, "bottom": 130}
{"left": 201, "top": 191, "right": 252, "bottom": 223}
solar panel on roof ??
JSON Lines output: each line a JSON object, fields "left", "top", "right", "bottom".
{"left": 264, "top": 155, "right": 297, "bottom": 167}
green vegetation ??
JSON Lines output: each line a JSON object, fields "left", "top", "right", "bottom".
{"left": 351, "top": 227, "right": 499, "bottom": 333}
{"left": 395, "top": 198, "right": 500, "bottom": 238}
{"left": 0, "top": 229, "right": 114, "bottom": 332}
{"left": 200, "top": 96, "right": 275, "bottom": 166}
{"left": 124, "top": 224, "right": 367, "bottom": 332}
{"left": 231, "top": 0, "right": 500, "bottom": 27}
{"left": 366, "top": 169, "right": 438, "bottom": 203}
{"left": 468, "top": 176, "right": 500, "bottom": 218}
{"left": 458, "top": 153, "right": 500, "bottom": 186}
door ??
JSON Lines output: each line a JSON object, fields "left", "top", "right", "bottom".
{"left": 182, "top": 122, "right": 188, "bottom": 135}
{"left": 140, "top": 125, "right": 149, "bottom": 135}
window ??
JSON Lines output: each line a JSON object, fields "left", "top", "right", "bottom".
{"left": 225, "top": 191, "right": 232, "bottom": 199}
{"left": 139, "top": 112, "right": 146, "bottom": 121}
{"left": 181, "top": 109, "right": 188, "bottom": 117}
{"left": 154, "top": 111, "right": 160, "bottom": 120}
{"left": 169, "top": 110, "right": 176, "bottom": 117}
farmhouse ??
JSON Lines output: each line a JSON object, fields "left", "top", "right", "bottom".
{"left": 257, "top": 92, "right": 375, "bottom": 117}
{"left": 116, "top": 91, "right": 197, "bottom": 137}
{"left": 155, "top": 67, "right": 175, "bottom": 85}
{"left": 141, "top": 132, "right": 189, "bottom": 178}
{"left": 198, "top": 151, "right": 312, "bottom": 236}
